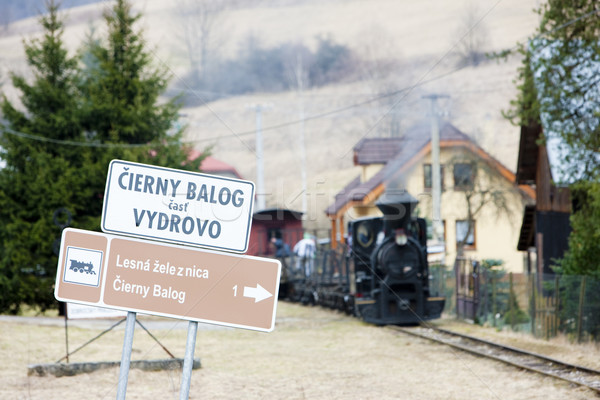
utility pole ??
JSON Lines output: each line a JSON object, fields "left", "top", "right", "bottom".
{"left": 423, "top": 94, "right": 448, "bottom": 245}
{"left": 293, "top": 52, "right": 308, "bottom": 216}
{"left": 246, "top": 103, "right": 272, "bottom": 211}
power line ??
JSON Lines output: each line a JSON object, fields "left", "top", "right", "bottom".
{"left": 0, "top": 65, "right": 463, "bottom": 148}
{"left": 0, "top": 127, "right": 155, "bottom": 148}
{"left": 183, "top": 65, "right": 469, "bottom": 144}
{"left": 180, "top": 6, "right": 600, "bottom": 145}
{"left": 2, "top": 5, "right": 597, "bottom": 149}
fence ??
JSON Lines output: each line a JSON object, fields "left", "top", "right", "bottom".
{"left": 454, "top": 258, "right": 480, "bottom": 321}
{"left": 271, "top": 233, "right": 600, "bottom": 343}
{"left": 450, "top": 257, "right": 600, "bottom": 343}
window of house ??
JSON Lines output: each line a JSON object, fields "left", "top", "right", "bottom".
{"left": 453, "top": 163, "right": 474, "bottom": 190}
{"left": 423, "top": 164, "right": 444, "bottom": 191}
{"left": 456, "top": 220, "right": 476, "bottom": 250}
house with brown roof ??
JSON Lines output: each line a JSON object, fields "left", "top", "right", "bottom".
{"left": 326, "top": 122, "right": 535, "bottom": 272}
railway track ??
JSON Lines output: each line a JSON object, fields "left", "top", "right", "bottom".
{"left": 389, "top": 325, "right": 600, "bottom": 394}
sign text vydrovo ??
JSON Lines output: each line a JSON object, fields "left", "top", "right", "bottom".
{"left": 101, "top": 160, "right": 255, "bottom": 253}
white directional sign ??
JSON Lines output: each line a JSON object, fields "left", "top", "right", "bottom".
{"left": 55, "top": 228, "right": 281, "bottom": 332}
{"left": 101, "top": 159, "right": 255, "bottom": 253}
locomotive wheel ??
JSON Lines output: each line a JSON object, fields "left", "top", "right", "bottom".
{"left": 360, "top": 304, "right": 378, "bottom": 321}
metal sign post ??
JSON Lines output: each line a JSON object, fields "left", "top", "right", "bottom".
{"left": 179, "top": 321, "right": 198, "bottom": 400}
{"left": 116, "top": 311, "right": 136, "bottom": 400}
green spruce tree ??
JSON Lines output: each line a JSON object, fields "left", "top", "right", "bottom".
{"left": 80, "top": 0, "right": 199, "bottom": 166}
{"left": 0, "top": 0, "right": 206, "bottom": 313}
{"left": 0, "top": 1, "right": 87, "bottom": 313}
{"left": 74, "top": 0, "right": 205, "bottom": 228}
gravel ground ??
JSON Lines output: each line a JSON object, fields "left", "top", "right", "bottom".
{"left": 0, "top": 302, "right": 597, "bottom": 399}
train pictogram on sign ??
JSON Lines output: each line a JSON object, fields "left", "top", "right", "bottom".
{"left": 69, "top": 260, "right": 97, "bottom": 274}
{"left": 63, "top": 246, "right": 103, "bottom": 287}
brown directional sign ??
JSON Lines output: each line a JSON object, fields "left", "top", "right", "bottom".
{"left": 54, "top": 228, "right": 281, "bottom": 332}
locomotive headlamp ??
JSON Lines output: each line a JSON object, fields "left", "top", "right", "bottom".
{"left": 394, "top": 228, "right": 408, "bottom": 246}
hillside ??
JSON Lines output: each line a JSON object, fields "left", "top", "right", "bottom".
{"left": 0, "top": 0, "right": 541, "bottom": 231}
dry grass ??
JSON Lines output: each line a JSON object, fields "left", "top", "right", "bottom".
{"left": 0, "top": 303, "right": 597, "bottom": 399}
{"left": 432, "top": 316, "right": 600, "bottom": 370}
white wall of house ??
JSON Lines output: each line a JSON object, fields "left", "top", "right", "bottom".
{"left": 360, "top": 164, "right": 385, "bottom": 183}
{"left": 404, "top": 148, "right": 530, "bottom": 273}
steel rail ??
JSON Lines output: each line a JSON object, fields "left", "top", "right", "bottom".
{"left": 389, "top": 325, "right": 600, "bottom": 394}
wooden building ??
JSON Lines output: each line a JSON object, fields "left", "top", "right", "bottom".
{"left": 516, "top": 123, "right": 571, "bottom": 275}
{"left": 246, "top": 208, "right": 304, "bottom": 257}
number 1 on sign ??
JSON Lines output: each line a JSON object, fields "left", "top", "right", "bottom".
{"left": 233, "top": 285, "right": 238, "bottom": 296}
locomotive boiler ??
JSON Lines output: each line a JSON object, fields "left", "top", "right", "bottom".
{"left": 351, "top": 190, "right": 445, "bottom": 325}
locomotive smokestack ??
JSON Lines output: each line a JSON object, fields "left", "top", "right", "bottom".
{"left": 375, "top": 190, "right": 417, "bottom": 235}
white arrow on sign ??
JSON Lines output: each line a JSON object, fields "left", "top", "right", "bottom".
{"left": 243, "top": 284, "right": 273, "bottom": 303}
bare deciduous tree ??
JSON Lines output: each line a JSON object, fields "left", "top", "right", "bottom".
{"left": 176, "top": 0, "right": 232, "bottom": 85}
{"left": 450, "top": 153, "right": 515, "bottom": 257}
{"left": 453, "top": 2, "right": 490, "bottom": 67}
{"left": 354, "top": 25, "right": 404, "bottom": 137}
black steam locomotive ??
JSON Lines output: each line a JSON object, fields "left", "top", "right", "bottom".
{"left": 287, "top": 191, "right": 445, "bottom": 325}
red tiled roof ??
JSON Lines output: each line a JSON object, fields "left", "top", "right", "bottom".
{"left": 188, "top": 150, "right": 243, "bottom": 179}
